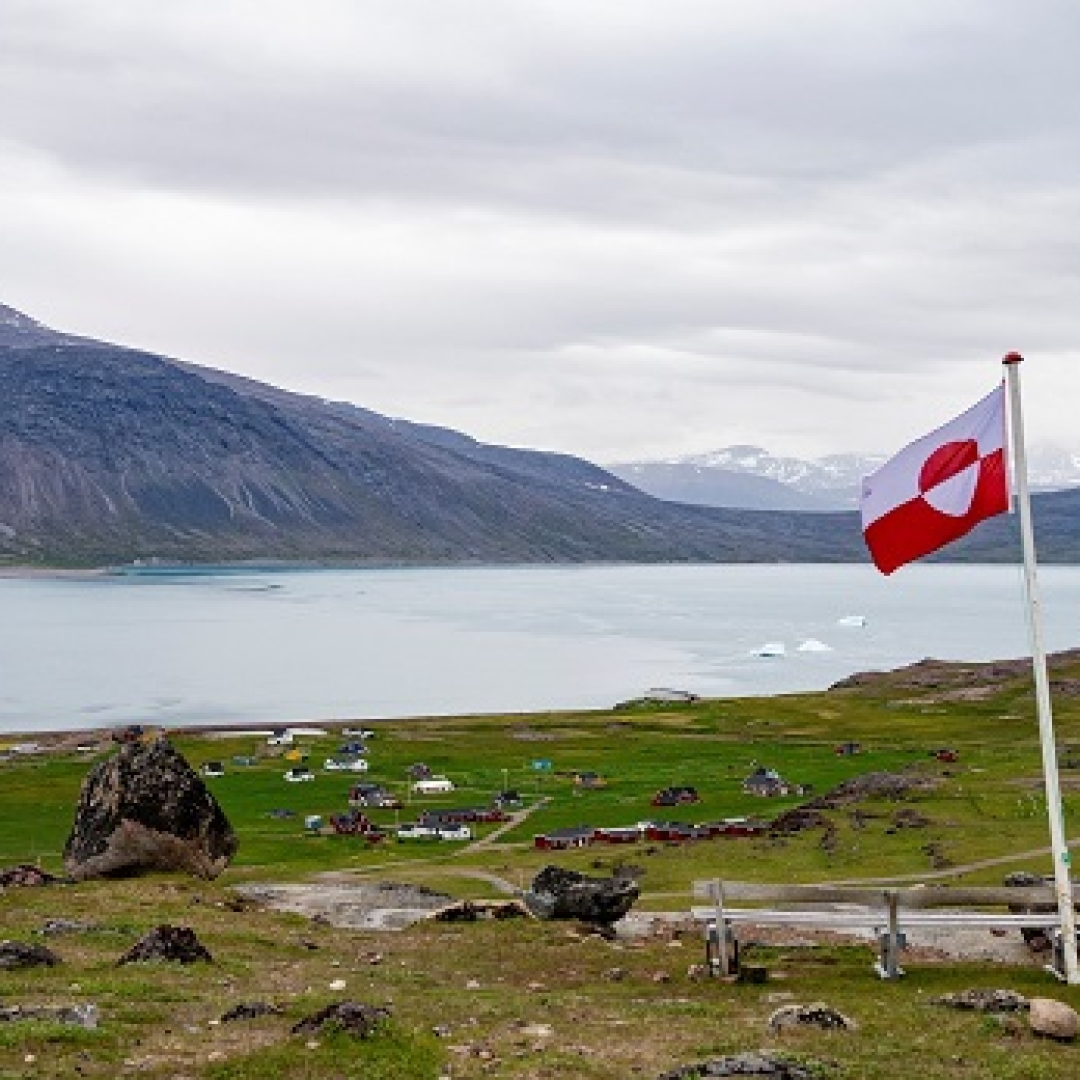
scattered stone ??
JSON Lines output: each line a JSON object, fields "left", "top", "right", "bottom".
{"left": 329, "top": 979, "right": 347, "bottom": 991}
{"left": 651, "top": 971, "right": 671, "bottom": 983}
{"left": 518, "top": 1022, "right": 553, "bottom": 1038}
{"left": 0, "top": 864, "right": 63, "bottom": 888}
{"left": 1028, "top": 998, "right": 1079, "bottom": 1041}
{"left": 64, "top": 737, "right": 238, "bottom": 880}
{"left": 291, "top": 1001, "right": 391, "bottom": 1038}
{"left": 687, "top": 964, "right": 709, "bottom": 980}
{"left": 0, "top": 941, "right": 60, "bottom": 969}
{"left": 768, "top": 1001, "right": 857, "bottom": 1033}
{"left": 0, "top": 1004, "right": 98, "bottom": 1029}
{"left": 37, "top": 918, "right": 97, "bottom": 936}
{"left": 220, "top": 1002, "right": 283, "bottom": 1022}
{"left": 432, "top": 899, "right": 529, "bottom": 922}
{"left": 524, "top": 865, "right": 640, "bottom": 926}
{"left": 604, "top": 967, "right": 628, "bottom": 982}
{"left": 117, "top": 925, "right": 213, "bottom": 965}
{"left": 931, "top": 989, "right": 1029, "bottom": 1012}
{"left": 657, "top": 1050, "right": 823, "bottom": 1078}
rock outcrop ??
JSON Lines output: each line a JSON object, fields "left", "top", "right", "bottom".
{"left": 523, "top": 865, "right": 640, "bottom": 926}
{"left": 63, "top": 738, "right": 237, "bottom": 880}
{"left": 117, "top": 925, "right": 213, "bottom": 965}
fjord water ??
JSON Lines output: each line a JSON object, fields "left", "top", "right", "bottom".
{"left": 2, "top": 563, "right": 1077, "bottom": 735}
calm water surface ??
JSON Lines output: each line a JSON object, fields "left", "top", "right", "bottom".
{"left": 2, "top": 563, "right": 1077, "bottom": 734}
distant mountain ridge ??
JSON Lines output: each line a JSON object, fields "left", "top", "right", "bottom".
{"left": 609, "top": 442, "right": 1080, "bottom": 511}
{"left": 2, "top": 301, "right": 1077, "bottom": 568}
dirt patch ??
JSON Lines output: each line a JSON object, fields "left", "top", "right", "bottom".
{"left": 234, "top": 881, "right": 454, "bottom": 930}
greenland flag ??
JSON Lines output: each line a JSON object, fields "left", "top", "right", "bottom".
{"left": 860, "top": 384, "right": 1010, "bottom": 575}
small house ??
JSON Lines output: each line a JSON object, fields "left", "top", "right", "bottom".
{"left": 533, "top": 826, "right": 595, "bottom": 851}
{"left": 741, "top": 766, "right": 801, "bottom": 797}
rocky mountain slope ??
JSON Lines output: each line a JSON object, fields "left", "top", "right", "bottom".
{"left": 0, "top": 304, "right": 867, "bottom": 566}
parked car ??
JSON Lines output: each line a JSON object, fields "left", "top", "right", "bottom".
{"left": 338, "top": 741, "right": 369, "bottom": 756}
{"left": 324, "top": 756, "right": 369, "bottom": 772}
{"left": 200, "top": 761, "right": 225, "bottom": 778}
{"left": 267, "top": 729, "right": 294, "bottom": 746}
{"left": 284, "top": 766, "right": 314, "bottom": 782}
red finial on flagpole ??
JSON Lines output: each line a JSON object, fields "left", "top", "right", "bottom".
{"left": 1002, "top": 351, "right": 1024, "bottom": 365}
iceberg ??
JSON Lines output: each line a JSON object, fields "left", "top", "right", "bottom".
{"left": 754, "top": 642, "right": 786, "bottom": 658}
{"left": 797, "top": 638, "right": 833, "bottom": 652}
{"left": 837, "top": 615, "right": 867, "bottom": 627}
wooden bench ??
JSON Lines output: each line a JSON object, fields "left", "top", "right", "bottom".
{"left": 692, "top": 879, "right": 1069, "bottom": 980}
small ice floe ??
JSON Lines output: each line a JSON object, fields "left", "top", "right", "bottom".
{"left": 837, "top": 615, "right": 867, "bottom": 627}
{"left": 754, "top": 642, "right": 786, "bottom": 658}
{"left": 797, "top": 639, "right": 833, "bottom": 653}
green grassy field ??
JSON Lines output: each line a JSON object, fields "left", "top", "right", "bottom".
{"left": 4, "top": 660, "right": 1080, "bottom": 1078}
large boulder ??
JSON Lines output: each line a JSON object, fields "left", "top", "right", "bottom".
{"left": 63, "top": 737, "right": 237, "bottom": 880}
{"left": 524, "top": 865, "right": 640, "bottom": 926}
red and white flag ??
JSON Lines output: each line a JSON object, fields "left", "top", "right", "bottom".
{"left": 860, "top": 384, "right": 1010, "bottom": 575}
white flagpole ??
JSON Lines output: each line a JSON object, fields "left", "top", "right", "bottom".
{"left": 1003, "top": 351, "right": 1078, "bottom": 983}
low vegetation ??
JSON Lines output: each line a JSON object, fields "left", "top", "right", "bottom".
{"left": 4, "top": 655, "right": 1080, "bottom": 1077}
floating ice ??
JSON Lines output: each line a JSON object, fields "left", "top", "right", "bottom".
{"left": 797, "top": 639, "right": 833, "bottom": 652}
{"left": 837, "top": 615, "right": 867, "bottom": 627}
{"left": 754, "top": 642, "right": 786, "bottom": 658}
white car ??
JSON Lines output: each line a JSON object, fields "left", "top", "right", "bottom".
{"left": 324, "top": 757, "right": 369, "bottom": 772}
{"left": 284, "top": 767, "right": 314, "bottom": 782}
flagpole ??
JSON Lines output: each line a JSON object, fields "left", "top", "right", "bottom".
{"left": 1002, "top": 351, "right": 1078, "bottom": 983}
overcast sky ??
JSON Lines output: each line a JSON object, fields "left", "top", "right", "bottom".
{"left": 2, "top": 1, "right": 1078, "bottom": 463}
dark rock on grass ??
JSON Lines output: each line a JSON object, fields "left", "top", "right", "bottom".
{"left": 0, "top": 941, "right": 61, "bottom": 969}
{"left": 657, "top": 1050, "right": 824, "bottom": 1078}
{"left": 931, "top": 989, "right": 1029, "bottom": 1012}
{"left": 117, "top": 925, "right": 213, "bottom": 965}
{"left": 0, "top": 1004, "right": 98, "bottom": 1028}
{"left": 432, "top": 899, "right": 529, "bottom": 922}
{"left": 0, "top": 864, "right": 64, "bottom": 887}
{"left": 768, "top": 1002, "right": 857, "bottom": 1033}
{"left": 524, "top": 865, "right": 640, "bottom": 926}
{"left": 220, "top": 1002, "right": 284, "bottom": 1022}
{"left": 291, "top": 1001, "right": 391, "bottom": 1038}
{"left": 64, "top": 737, "right": 237, "bottom": 881}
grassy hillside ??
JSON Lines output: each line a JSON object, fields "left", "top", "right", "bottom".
{"left": 4, "top": 660, "right": 1080, "bottom": 1077}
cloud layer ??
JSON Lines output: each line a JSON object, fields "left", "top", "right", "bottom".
{"left": 2, "top": 0, "right": 1078, "bottom": 460}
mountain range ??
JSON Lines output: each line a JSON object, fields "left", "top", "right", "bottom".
{"left": 1, "top": 301, "right": 1076, "bottom": 568}
{"left": 608, "top": 444, "right": 1080, "bottom": 512}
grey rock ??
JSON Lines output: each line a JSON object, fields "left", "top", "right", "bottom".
{"left": 220, "top": 1002, "right": 283, "bottom": 1022}
{"left": 117, "top": 925, "right": 213, "bottom": 965}
{"left": 0, "top": 1004, "right": 98, "bottom": 1029}
{"left": 0, "top": 941, "right": 60, "bottom": 969}
{"left": 1028, "top": 997, "right": 1079, "bottom": 1040}
{"left": 64, "top": 737, "right": 237, "bottom": 880}
{"left": 524, "top": 865, "right": 640, "bottom": 926}
{"left": 768, "top": 1001, "right": 857, "bottom": 1033}
{"left": 931, "top": 989, "right": 1029, "bottom": 1012}
{"left": 0, "top": 864, "right": 63, "bottom": 888}
{"left": 291, "top": 1001, "right": 391, "bottom": 1038}
{"left": 657, "top": 1050, "right": 823, "bottom": 1078}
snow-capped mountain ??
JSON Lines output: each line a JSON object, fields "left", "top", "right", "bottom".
{"left": 608, "top": 443, "right": 1080, "bottom": 512}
